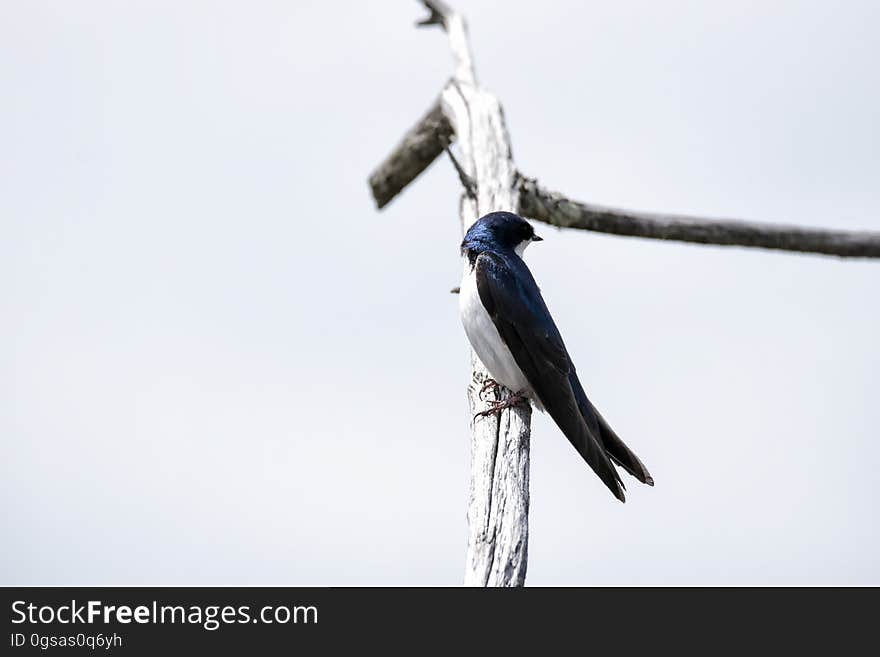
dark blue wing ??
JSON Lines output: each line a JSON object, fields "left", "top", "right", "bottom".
{"left": 474, "top": 251, "right": 626, "bottom": 501}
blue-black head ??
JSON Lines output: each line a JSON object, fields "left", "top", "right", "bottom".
{"left": 461, "top": 212, "right": 543, "bottom": 259}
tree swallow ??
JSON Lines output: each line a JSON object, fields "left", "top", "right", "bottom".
{"left": 459, "top": 211, "right": 653, "bottom": 502}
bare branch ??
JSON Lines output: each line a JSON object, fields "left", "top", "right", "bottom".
{"left": 367, "top": 2, "right": 476, "bottom": 209}
{"left": 368, "top": 99, "right": 453, "bottom": 209}
{"left": 518, "top": 176, "right": 880, "bottom": 259}
{"left": 412, "top": 0, "right": 530, "bottom": 587}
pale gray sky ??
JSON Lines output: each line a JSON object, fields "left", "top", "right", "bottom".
{"left": 2, "top": 0, "right": 878, "bottom": 585}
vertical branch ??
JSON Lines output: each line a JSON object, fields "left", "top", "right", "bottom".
{"left": 420, "top": 0, "right": 530, "bottom": 586}
{"left": 369, "top": 0, "right": 552, "bottom": 586}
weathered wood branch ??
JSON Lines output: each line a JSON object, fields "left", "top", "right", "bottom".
{"left": 369, "top": 99, "right": 453, "bottom": 209}
{"left": 368, "top": 104, "right": 880, "bottom": 259}
{"left": 519, "top": 177, "right": 880, "bottom": 258}
{"left": 416, "top": 0, "right": 531, "bottom": 587}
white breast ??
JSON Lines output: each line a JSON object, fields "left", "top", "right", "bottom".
{"left": 459, "top": 260, "right": 533, "bottom": 397}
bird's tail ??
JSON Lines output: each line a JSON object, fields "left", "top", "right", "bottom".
{"left": 569, "top": 372, "right": 654, "bottom": 487}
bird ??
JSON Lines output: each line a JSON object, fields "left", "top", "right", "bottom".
{"left": 458, "top": 211, "right": 653, "bottom": 502}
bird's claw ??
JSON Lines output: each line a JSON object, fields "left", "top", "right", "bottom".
{"left": 478, "top": 378, "right": 500, "bottom": 401}
{"left": 473, "top": 390, "right": 529, "bottom": 420}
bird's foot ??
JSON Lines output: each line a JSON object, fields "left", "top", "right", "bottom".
{"left": 474, "top": 390, "right": 529, "bottom": 419}
{"left": 478, "top": 378, "right": 501, "bottom": 401}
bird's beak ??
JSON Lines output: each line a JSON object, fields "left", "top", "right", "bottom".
{"left": 532, "top": 235, "right": 543, "bottom": 242}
